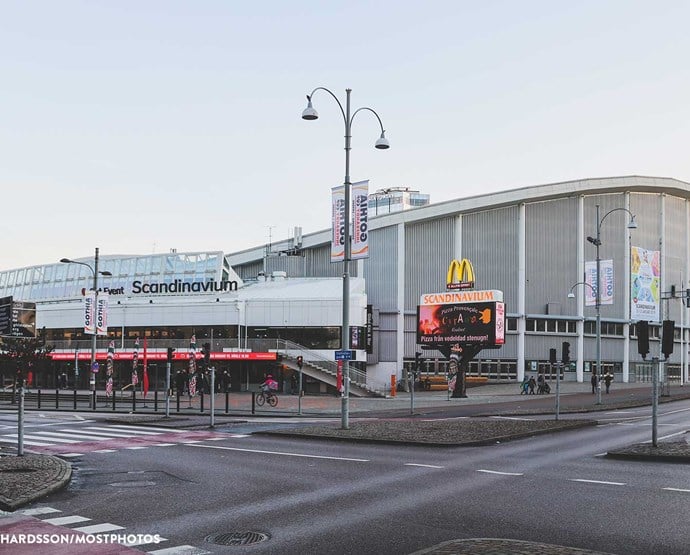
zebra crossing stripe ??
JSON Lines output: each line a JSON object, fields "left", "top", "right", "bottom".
{"left": 61, "top": 453, "right": 84, "bottom": 457}
{"left": 42, "top": 515, "right": 91, "bottom": 526}
{"left": 2, "top": 434, "right": 81, "bottom": 444}
{"left": 73, "top": 523, "right": 124, "bottom": 534}
{"left": 31, "top": 431, "right": 116, "bottom": 441}
{"left": 0, "top": 437, "right": 54, "bottom": 446}
{"left": 85, "top": 426, "right": 163, "bottom": 435}
{"left": 108, "top": 424, "right": 186, "bottom": 433}
{"left": 20, "top": 507, "right": 61, "bottom": 516}
{"left": 147, "top": 546, "right": 211, "bottom": 554}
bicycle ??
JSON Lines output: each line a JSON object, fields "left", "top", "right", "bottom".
{"left": 256, "top": 389, "right": 278, "bottom": 407}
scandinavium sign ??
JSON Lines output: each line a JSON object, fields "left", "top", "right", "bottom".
{"left": 132, "top": 279, "right": 238, "bottom": 294}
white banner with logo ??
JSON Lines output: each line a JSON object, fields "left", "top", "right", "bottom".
{"left": 331, "top": 185, "right": 345, "bottom": 262}
{"left": 96, "top": 292, "right": 109, "bottom": 336}
{"left": 351, "top": 180, "right": 369, "bottom": 260}
{"left": 584, "top": 260, "right": 614, "bottom": 306}
{"left": 631, "top": 246, "right": 660, "bottom": 321}
{"left": 84, "top": 291, "right": 96, "bottom": 335}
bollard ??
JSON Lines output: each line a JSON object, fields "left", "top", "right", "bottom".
{"left": 225, "top": 391, "right": 229, "bottom": 414}
{"left": 390, "top": 375, "right": 396, "bottom": 397}
{"left": 56, "top": 389, "right": 59, "bottom": 410}
{"left": 154, "top": 390, "right": 158, "bottom": 412}
{"left": 18, "top": 383, "right": 25, "bottom": 456}
{"left": 132, "top": 389, "right": 136, "bottom": 412}
{"left": 112, "top": 389, "right": 116, "bottom": 411}
{"left": 92, "top": 390, "right": 96, "bottom": 411}
{"left": 38, "top": 389, "right": 41, "bottom": 410}
{"left": 73, "top": 389, "right": 77, "bottom": 410}
{"left": 251, "top": 391, "right": 256, "bottom": 414}
{"left": 176, "top": 390, "right": 180, "bottom": 413}
{"left": 200, "top": 391, "right": 204, "bottom": 414}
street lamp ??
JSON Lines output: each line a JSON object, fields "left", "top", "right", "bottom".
{"left": 61, "top": 247, "right": 112, "bottom": 409}
{"left": 584, "top": 205, "right": 637, "bottom": 404}
{"left": 302, "top": 87, "right": 389, "bottom": 429}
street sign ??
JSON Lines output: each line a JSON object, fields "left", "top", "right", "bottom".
{"left": 334, "top": 350, "right": 354, "bottom": 361}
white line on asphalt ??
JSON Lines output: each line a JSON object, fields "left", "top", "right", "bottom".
{"left": 569, "top": 479, "right": 626, "bottom": 486}
{"left": 2, "top": 434, "right": 81, "bottom": 444}
{"left": 42, "top": 515, "right": 91, "bottom": 526}
{"left": 149, "top": 443, "right": 176, "bottom": 447}
{"left": 147, "top": 546, "right": 211, "bottom": 555}
{"left": 60, "top": 453, "right": 84, "bottom": 457}
{"left": 490, "top": 416, "right": 535, "bottom": 421}
{"left": 645, "top": 430, "right": 689, "bottom": 442}
{"left": 85, "top": 426, "right": 163, "bottom": 435}
{"left": 92, "top": 450, "right": 116, "bottom": 453}
{"left": 421, "top": 416, "right": 469, "bottom": 421}
{"left": 188, "top": 443, "right": 370, "bottom": 462}
{"left": 73, "top": 523, "right": 124, "bottom": 534}
{"left": 58, "top": 428, "right": 140, "bottom": 438}
{"left": 125, "top": 446, "right": 149, "bottom": 450}
{"left": 476, "top": 469, "right": 524, "bottom": 476}
{"left": 404, "top": 463, "right": 445, "bottom": 469}
{"left": 663, "top": 487, "right": 690, "bottom": 493}
{"left": 0, "top": 437, "right": 54, "bottom": 446}
{"left": 21, "top": 507, "right": 61, "bottom": 516}
{"left": 108, "top": 424, "right": 186, "bottom": 433}
{"left": 31, "top": 431, "right": 115, "bottom": 441}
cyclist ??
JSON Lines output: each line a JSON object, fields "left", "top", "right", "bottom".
{"left": 261, "top": 374, "right": 278, "bottom": 394}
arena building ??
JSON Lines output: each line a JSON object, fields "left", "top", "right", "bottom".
{"left": 1, "top": 175, "right": 689, "bottom": 393}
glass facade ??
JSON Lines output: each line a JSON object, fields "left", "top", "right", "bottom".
{"left": 0, "top": 252, "right": 226, "bottom": 301}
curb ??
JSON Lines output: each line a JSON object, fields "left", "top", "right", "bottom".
{"left": 0, "top": 455, "right": 72, "bottom": 511}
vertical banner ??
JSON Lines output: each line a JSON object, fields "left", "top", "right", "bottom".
{"left": 331, "top": 185, "right": 345, "bottom": 262}
{"left": 132, "top": 337, "right": 139, "bottom": 387}
{"left": 143, "top": 337, "right": 149, "bottom": 398}
{"left": 351, "top": 180, "right": 369, "bottom": 260}
{"left": 584, "top": 260, "right": 614, "bottom": 306}
{"left": 495, "top": 302, "right": 505, "bottom": 345}
{"left": 96, "top": 292, "right": 109, "bottom": 336}
{"left": 631, "top": 246, "right": 660, "bottom": 321}
{"left": 365, "top": 304, "right": 374, "bottom": 354}
{"left": 84, "top": 291, "right": 96, "bottom": 335}
{"left": 105, "top": 340, "right": 114, "bottom": 398}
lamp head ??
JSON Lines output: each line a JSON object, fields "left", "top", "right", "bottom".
{"left": 101, "top": 271, "right": 113, "bottom": 277}
{"left": 627, "top": 217, "right": 638, "bottom": 230}
{"left": 374, "top": 131, "right": 390, "bottom": 150}
{"left": 60, "top": 258, "right": 72, "bottom": 264}
{"left": 586, "top": 236, "right": 601, "bottom": 246}
{"left": 567, "top": 292, "right": 576, "bottom": 299}
{"left": 301, "top": 95, "right": 318, "bottom": 121}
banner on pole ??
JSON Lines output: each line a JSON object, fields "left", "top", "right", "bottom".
{"left": 331, "top": 185, "right": 345, "bottom": 262}
{"left": 351, "top": 180, "right": 369, "bottom": 260}
{"left": 585, "top": 260, "right": 614, "bottom": 306}
{"left": 96, "top": 292, "right": 109, "bottom": 336}
{"left": 631, "top": 246, "right": 660, "bottom": 321}
{"left": 84, "top": 291, "right": 96, "bottom": 335}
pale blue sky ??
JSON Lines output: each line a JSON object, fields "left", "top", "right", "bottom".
{"left": 2, "top": 1, "right": 689, "bottom": 271}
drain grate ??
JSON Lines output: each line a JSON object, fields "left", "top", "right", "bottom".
{"left": 205, "top": 531, "right": 270, "bottom": 546}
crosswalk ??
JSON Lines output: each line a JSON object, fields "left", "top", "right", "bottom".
{"left": 0, "top": 424, "right": 248, "bottom": 456}
{"left": 3, "top": 505, "right": 211, "bottom": 554}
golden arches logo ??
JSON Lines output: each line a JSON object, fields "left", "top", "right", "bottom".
{"left": 446, "top": 259, "right": 475, "bottom": 290}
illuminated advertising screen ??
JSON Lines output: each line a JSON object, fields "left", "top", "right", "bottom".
{"left": 417, "top": 301, "right": 505, "bottom": 346}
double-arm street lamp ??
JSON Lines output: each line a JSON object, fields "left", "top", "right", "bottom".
{"left": 583, "top": 205, "right": 637, "bottom": 404}
{"left": 61, "top": 247, "right": 112, "bottom": 408}
{"left": 302, "top": 87, "right": 389, "bottom": 429}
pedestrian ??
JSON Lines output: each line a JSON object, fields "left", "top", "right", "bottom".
{"left": 175, "top": 369, "right": 187, "bottom": 395}
{"left": 60, "top": 371, "right": 68, "bottom": 390}
{"left": 591, "top": 372, "right": 597, "bottom": 394}
{"left": 604, "top": 372, "right": 613, "bottom": 394}
{"left": 528, "top": 376, "right": 536, "bottom": 395}
{"left": 537, "top": 374, "right": 545, "bottom": 394}
{"left": 290, "top": 373, "right": 298, "bottom": 395}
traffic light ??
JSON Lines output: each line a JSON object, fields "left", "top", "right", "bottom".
{"left": 561, "top": 342, "right": 570, "bottom": 365}
{"left": 203, "top": 342, "right": 211, "bottom": 367}
{"left": 549, "top": 348, "right": 557, "bottom": 364}
{"left": 297, "top": 355, "right": 303, "bottom": 368}
{"left": 167, "top": 347, "right": 175, "bottom": 363}
{"left": 637, "top": 320, "right": 649, "bottom": 359}
{"left": 662, "top": 320, "right": 675, "bottom": 359}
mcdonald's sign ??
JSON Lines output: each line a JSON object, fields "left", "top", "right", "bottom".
{"left": 446, "top": 259, "right": 475, "bottom": 290}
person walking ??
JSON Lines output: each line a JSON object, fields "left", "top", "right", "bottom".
{"left": 604, "top": 371, "right": 613, "bottom": 394}
{"left": 528, "top": 376, "right": 536, "bottom": 395}
{"left": 591, "top": 372, "right": 597, "bottom": 394}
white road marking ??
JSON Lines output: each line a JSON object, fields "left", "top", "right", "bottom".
{"left": 404, "top": 463, "right": 444, "bottom": 469}
{"left": 60, "top": 453, "right": 84, "bottom": 457}
{"left": 73, "top": 523, "right": 124, "bottom": 534}
{"left": 189, "top": 443, "right": 370, "bottom": 462}
{"left": 149, "top": 443, "right": 176, "bottom": 447}
{"left": 20, "top": 507, "right": 61, "bottom": 516}
{"left": 92, "top": 449, "right": 117, "bottom": 453}
{"left": 0, "top": 437, "right": 54, "bottom": 446}
{"left": 421, "top": 416, "right": 469, "bottom": 421}
{"left": 490, "top": 416, "right": 535, "bottom": 421}
{"left": 84, "top": 426, "right": 163, "bottom": 435}
{"left": 476, "top": 469, "right": 524, "bottom": 476}
{"left": 147, "top": 546, "right": 211, "bottom": 555}
{"left": 108, "top": 424, "right": 185, "bottom": 433}
{"left": 31, "top": 431, "right": 115, "bottom": 441}
{"left": 3, "top": 434, "right": 81, "bottom": 444}
{"left": 63, "top": 429, "right": 147, "bottom": 438}
{"left": 663, "top": 487, "right": 690, "bottom": 493}
{"left": 125, "top": 446, "right": 149, "bottom": 450}
{"left": 42, "top": 515, "right": 91, "bottom": 526}
{"left": 569, "top": 479, "right": 626, "bottom": 486}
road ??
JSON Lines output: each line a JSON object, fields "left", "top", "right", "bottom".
{"left": 4, "top": 401, "right": 690, "bottom": 554}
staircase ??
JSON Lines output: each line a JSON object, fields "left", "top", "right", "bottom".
{"left": 273, "top": 340, "right": 386, "bottom": 398}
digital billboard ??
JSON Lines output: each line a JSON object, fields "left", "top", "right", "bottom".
{"left": 417, "top": 300, "right": 505, "bottom": 347}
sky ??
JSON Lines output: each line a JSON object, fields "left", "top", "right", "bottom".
{"left": 2, "top": 0, "right": 690, "bottom": 271}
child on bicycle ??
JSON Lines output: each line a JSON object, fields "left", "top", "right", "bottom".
{"left": 261, "top": 374, "right": 278, "bottom": 394}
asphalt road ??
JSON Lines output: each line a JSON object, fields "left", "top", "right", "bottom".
{"left": 13, "top": 399, "right": 689, "bottom": 555}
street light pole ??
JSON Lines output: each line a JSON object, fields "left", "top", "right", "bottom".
{"left": 60, "top": 247, "right": 112, "bottom": 410}
{"left": 302, "top": 87, "right": 389, "bottom": 430}
{"left": 586, "top": 205, "right": 637, "bottom": 405}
